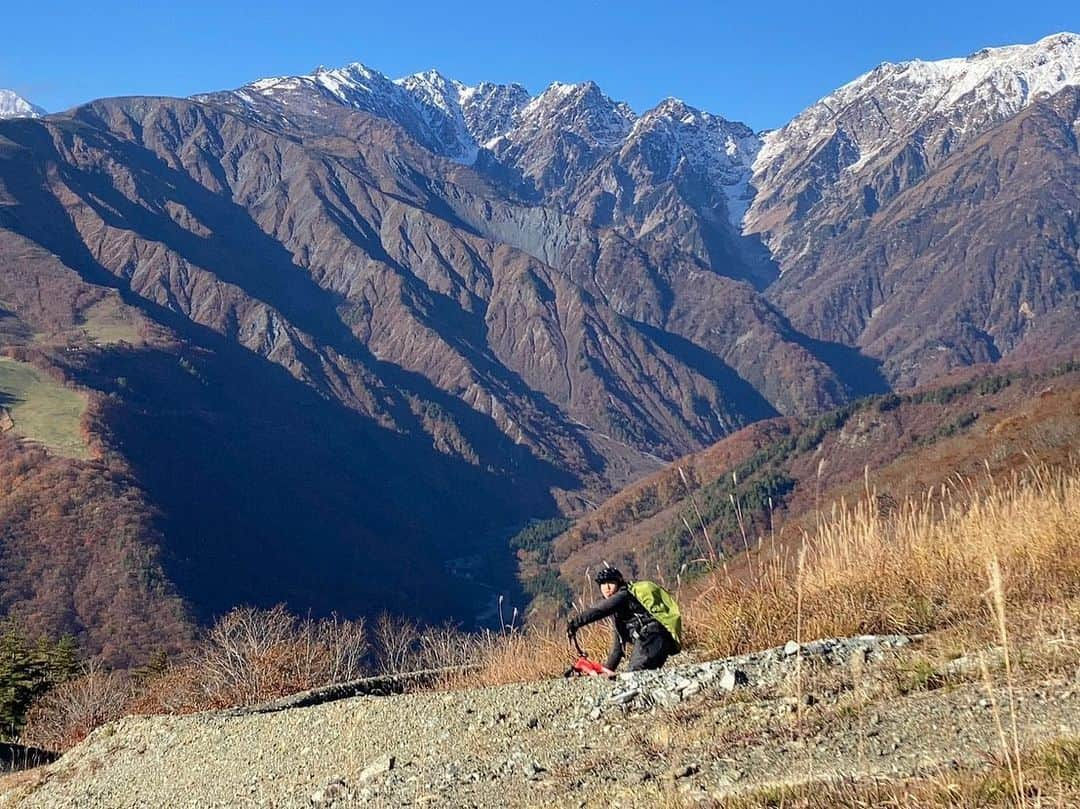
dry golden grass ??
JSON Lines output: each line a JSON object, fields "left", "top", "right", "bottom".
{"left": 0, "top": 357, "right": 89, "bottom": 459}
{"left": 688, "top": 462, "right": 1080, "bottom": 659}
{"left": 439, "top": 621, "right": 614, "bottom": 690}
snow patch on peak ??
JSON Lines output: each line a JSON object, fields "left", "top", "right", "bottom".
{"left": 458, "top": 82, "right": 531, "bottom": 145}
{"left": 757, "top": 31, "right": 1080, "bottom": 181}
{"left": 0, "top": 89, "right": 45, "bottom": 119}
{"left": 396, "top": 69, "right": 463, "bottom": 104}
{"left": 633, "top": 99, "right": 762, "bottom": 225}
{"left": 515, "top": 80, "right": 636, "bottom": 148}
{"left": 233, "top": 61, "right": 533, "bottom": 163}
{"left": 394, "top": 70, "right": 478, "bottom": 160}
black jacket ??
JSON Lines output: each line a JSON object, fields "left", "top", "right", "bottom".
{"left": 571, "top": 585, "right": 662, "bottom": 671}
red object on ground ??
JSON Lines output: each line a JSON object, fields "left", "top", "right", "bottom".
{"left": 570, "top": 655, "right": 614, "bottom": 677}
{"left": 563, "top": 631, "right": 615, "bottom": 677}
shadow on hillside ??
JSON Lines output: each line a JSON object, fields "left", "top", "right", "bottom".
{"left": 0, "top": 116, "right": 585, "bottom": 629}
{"left": 6, "top": 111, "right": 599, "bottom": 472}
{"left": 766, "top": 306, "right": 890, "bottom": 399}
{"left": 793, "top": 334, "right": 890, "bottom": 398}
{"left": 629, "top": 319, "right": 779, "bottom": 427}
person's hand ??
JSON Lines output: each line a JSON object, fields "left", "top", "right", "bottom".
{"left": 566, "top": 616, "right": 582, "bottom": 637}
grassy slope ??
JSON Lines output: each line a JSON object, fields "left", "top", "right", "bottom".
{"left": 0, "top": 357, "right": 88, "bottom": 459}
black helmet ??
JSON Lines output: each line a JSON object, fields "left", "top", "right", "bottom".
{"left": 594, "top": 566, "right": 624, "bottom": 585}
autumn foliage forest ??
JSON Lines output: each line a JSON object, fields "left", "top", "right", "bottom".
{"left": 0, "top": 435, "right": 194, "bottom": 668}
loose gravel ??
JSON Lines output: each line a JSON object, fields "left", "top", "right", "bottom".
{"left": 4, "top": 635, "right": 1076, "bottom": 808}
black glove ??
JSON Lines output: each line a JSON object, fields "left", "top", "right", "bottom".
{"left": 566, "top": 616, "right": 584, "bottom": 636}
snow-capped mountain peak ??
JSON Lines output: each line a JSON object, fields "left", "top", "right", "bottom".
{"left": 395, "top": 69, "right": 464, "bottom": 112}
{"left": 0, "top": 89, "right": 45, "bottom": 120}
{"left": 513, "top": 80, "right": 636, "bottom": 148}
{"left": 629, "top": 98, "right": 761, "bottom": 224}
{"left": 754, "top": 31, "right": 1080, "bottom": 181}
{"left": 456, "top": 81, "right": 531, "bottom": 145}
{"left": 230, "top": 63, "right": 533, "bottom": 163}
{"left": 218, "top": 32, "right": 1079, "bottom": 234}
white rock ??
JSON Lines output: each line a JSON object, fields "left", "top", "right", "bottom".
{"left": 359, "top": 754, "right": 395, "bottom": 783}
{"left": 717, "top": 669, "right": 737, "bottom": 692}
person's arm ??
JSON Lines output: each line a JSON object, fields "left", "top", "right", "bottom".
{"left": 570, "top": 589, "right": 630, "bottom": 630}
{"left": 604, "top": 620, "right": 625, "bottom": 672}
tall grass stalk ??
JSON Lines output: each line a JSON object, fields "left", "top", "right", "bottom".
{"left": 795, "top": 540, "right": 805, "bottom": 728}
{"left": 985, "top": 555, "right": 1026, "bottom": 806}
{"left": 729, "top": 486, "right": 756, "bottom": 582}
{"left": 678, "top": 466, "right": 719, "bottom": 563}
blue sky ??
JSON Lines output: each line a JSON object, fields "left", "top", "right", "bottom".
{"left": 4, "top": 1, "right": 1078, "bottom": 130}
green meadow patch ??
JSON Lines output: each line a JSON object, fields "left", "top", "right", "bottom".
{"left": 0, "top": 357, "right": 88, "bottom": 459}
{"left": 77, "top": 298, "right": 142, "bottom": 346}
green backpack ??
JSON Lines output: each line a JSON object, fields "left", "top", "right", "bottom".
{"left": 628, "top": 580, "right": 683, "bottom": 650}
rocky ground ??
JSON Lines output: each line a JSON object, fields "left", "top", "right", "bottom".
{"left": 2, "top": 635, "right": 1077, "bottom": 808}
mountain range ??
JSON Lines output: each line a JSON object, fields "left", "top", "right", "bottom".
{"left": 0, "top": 33, "right": 1077, "bottom": 663}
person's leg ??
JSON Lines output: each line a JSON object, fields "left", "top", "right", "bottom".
{"left": 626, "top": 627, "right": 671, "bottom": 671}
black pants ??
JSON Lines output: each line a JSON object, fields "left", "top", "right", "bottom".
{"left": 627, "top": 624, "right": 678, "bottom": 671}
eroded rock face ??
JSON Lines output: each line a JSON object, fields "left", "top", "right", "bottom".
{"left": 0, "top": 90, "right": 853, "bottom": 637}
{"left": 211, "top": 33, "right": 1080, "bottom": 393}
{"left": 746, "top": 34, "right": 1080, "bottom": 385}
{"left": 764, "top": 86, "right": 1080, "bottom": 386}
{"left": 0, "top": 93, "right": 850, "bottom": 469}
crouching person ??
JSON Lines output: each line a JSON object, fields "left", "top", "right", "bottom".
{"left": 566, "top": 567, "right": 682, "bottom": 672}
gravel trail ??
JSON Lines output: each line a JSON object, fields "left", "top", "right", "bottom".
{"left": 5, "top": 637, "right": 1077, "bottom": 808}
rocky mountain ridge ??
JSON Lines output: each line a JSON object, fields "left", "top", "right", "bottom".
{"left": 211, "top": 32, "right": 1080, "bottom": 338}
{"left": 220, "top": 32, "right": 1080, "bottom": 249}
{"left": 0, "top": 88, "right": 850, "bottom": 652}
{"left": 749, "top": 31, "right": 1080, "bottom": 234}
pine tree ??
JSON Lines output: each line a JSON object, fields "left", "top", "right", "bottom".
{"left": 0, "top": 623, "right": 80, "bottom": 740}
{"left": 46, "top": 635, "right": 79, "bottom": 685}
{"left": 0, "top": 624, "right": 40, "bottom": 740}
{"left": 131, "top": 649, "right": 169, "bottom": 685}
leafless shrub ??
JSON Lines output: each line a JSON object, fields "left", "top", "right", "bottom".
{"left": 21, "top": 663, "right": 133, "bottom": 751}
{"left": 372, "top": 612, "right": 421, "bottom": 675}
{"left": 416, "top": 623, "right": 476, "bottom": 669}
{"left": 126, "top": 609, "right": 369, "bottom": 716}
{"left": 191, "top": 605, "right": 368, "bottom": 708}
{"left": 125, "top": 664, "right": 205, "bottom": 716}
{"left": 317, "top": 613, "right": 370, "bottom": 683}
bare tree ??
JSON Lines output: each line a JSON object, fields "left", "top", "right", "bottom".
{"left": 21, "top": 663, "right": 133, "bottom": 751}
{"left": 194, "top": 605, "right": 369, "bottom": 707}
{"left": 372, "top": 612, "right": 421, "bottom": 675}
{"left": 417, "top": 623, "right": 475, "bottom": 669}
